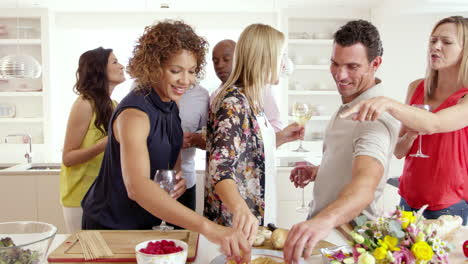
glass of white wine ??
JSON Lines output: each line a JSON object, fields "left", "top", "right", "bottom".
{"left": 409, "top": 104, "right": 431, "bottom": 158}
{"left": 292, "top": 102, "right": 312, "bottom": 152}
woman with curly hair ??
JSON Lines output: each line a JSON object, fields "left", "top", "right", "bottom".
{"left": 60, "top": 47, "right": 124, "bottom": 233}
{"left": 82, "top": 20, "right": 250, "bottom": 261}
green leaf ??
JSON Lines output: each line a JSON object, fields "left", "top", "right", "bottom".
{"left": 354, "top": 215, "right": 368, "bottom": 227}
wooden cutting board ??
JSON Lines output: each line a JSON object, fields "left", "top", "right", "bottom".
{"left": 253, "top": 239, "right": 335, "bottom": 256}
{"left": 47, "top": 230, "right": 199, "bottom": 263}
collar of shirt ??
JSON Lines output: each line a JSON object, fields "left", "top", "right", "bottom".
{"left": 339, "top": 78, "right": 383, "bottom": 113}
{"left": 147, "top": 86, "right": 176, "bottom": 114}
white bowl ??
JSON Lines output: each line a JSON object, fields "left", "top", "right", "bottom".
{"left": 135, "top": 239, "right": 188, "bottom": 264}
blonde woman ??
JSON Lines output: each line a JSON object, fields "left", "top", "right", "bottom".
{"left": 341, "top": 16, "right": 468, "bottom": 224}
{"left": 205, "top": 23, "right": 304, "bottom": 243}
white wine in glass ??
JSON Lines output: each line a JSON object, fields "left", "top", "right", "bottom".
{"left": 292, "top": 102, "right": 312, "bottom": 152}
{"left": 409, "top": 104, "right": 431, "bottom": 158}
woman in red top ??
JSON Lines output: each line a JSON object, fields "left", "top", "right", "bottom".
{"left": 341, "top": 16, "right": 468, "bottom": 225}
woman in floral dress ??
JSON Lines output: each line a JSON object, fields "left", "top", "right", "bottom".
{"left": 205, "top": 23, "right": 304, "bottom": 243}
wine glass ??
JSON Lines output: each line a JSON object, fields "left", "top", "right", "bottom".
{"left": 295, "top": 169, "right": 309, "bottom": 213}
{"left": 292, "top": 102, "right": 312, "bottom": 152}
{"left": 152, "top": 169, "right": 177, "bottom": 231}
{"left": 409, "top": 104, "right": 431, "bottom": 158}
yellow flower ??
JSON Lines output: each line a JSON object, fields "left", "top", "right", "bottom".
{"left": 411, "top": 241, "right": 434, "bottom": 261}
{"left": 400, "top": 211, "right": 416, "bottom": 229}
{"left": 383, "top": 236, "right": 400, "bottom": 251}
{"left": 377, "top": 239, "right": 388, "bottom": 250}
{"left": 373, "top": 247, "right": 387, "bottom": 260}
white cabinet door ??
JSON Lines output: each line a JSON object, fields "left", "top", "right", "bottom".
{"left": 0, "top": 175, "right": 37, "bottom": 222}
{"left": 37, "top": 174, "right": 66, "bottom": 233}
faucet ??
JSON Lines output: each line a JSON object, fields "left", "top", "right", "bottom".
{"left": 4, "top": 134, "right": 33, "bottom": 164}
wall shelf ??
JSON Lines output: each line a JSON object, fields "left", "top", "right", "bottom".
{"left": 0, "top": 118, "right": 43, "bottom": 123}
{"left": 288, "top": 115, "right": 331, "bottom": 121}
{"left": 0, "top": 39, "right": 41, "bottom": 45}
{"left": 295, "top": 65, "right": 329, "bottom": 70}
{"left": 288, "top": 90, "right": 337, "bottom": 95}
{"left": 0, "top": 92, "right": 42, "bottom": 96}
{"left": 288, "top": 39, "right": 333, "bottom": 45}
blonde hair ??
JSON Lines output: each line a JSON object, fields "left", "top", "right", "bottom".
{"left": 425, "top": 16, "right": 468, "bottom": 99}
{"left": 212, "top": 24, "right": 285, "bottom": 115}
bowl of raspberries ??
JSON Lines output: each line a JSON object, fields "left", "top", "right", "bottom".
{"left": 135, "top": 239, "right": 188, "bottom": 264}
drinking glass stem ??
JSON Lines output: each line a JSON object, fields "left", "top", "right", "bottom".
{"left": 298, "top": 140, "right": 303, "bottom": 148}
{"left": 417, "top": 135, "right": 423, "bottom": 154}
{"left": 301, "top": 188, "right": 306, "bottom": 208}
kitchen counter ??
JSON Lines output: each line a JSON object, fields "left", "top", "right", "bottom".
{"left": 45, "top": 227, "right": 468, "bottom": 263}
{"left": 0, "top": 162, "right": 61, "bottom": 175}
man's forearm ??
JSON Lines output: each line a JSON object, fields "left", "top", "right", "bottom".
{"left": 312, "top": 183, "right": 376, "bottom": 227}
{"left": 312, "top": 155, "right": 383, "bottom": 227}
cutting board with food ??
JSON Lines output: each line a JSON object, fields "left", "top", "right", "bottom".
{"left": 47, "top": 230, "right": 199, "bottom": 262}
{"left": 253, "top": 224, "right": 335, "bottom": 256}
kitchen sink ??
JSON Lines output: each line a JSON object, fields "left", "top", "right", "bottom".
{"left": 27, "top": 165, "right": 61, "bottom": 170}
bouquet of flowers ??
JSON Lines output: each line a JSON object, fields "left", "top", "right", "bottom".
{"left": 323, "top": 207, "right": 454, "bottom": 264}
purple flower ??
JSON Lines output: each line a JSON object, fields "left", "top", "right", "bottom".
{"left": 392, "top": 247, "right": 416, "bottom": 264}
{"left": 332, "top": 251, "right": 347, "bottom": 261}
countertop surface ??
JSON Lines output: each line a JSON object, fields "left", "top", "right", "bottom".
{"left": 45, "top": 227, "right": 468, "bottom": 263}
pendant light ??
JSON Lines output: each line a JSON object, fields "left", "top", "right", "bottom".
{"left": 0, "top": 1, "right": 42, "bottom": 79}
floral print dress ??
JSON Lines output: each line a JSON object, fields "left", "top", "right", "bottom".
{"left": 204, "top": 86, "right": 266, "bottom": 226}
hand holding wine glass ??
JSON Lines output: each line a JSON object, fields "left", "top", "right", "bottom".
{"left": 409, "top": 104, "right": 431, "bottom": 158}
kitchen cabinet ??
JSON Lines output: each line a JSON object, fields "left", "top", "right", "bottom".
{"left": 0, "top": 172, "right": 66, "bottom": 233}
{"left": 0, "top": 175, "right": 36, "bottom": 222}
{"left": 0, "top": 8, "right": 50, "bottom": 163}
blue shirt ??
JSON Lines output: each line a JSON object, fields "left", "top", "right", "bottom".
{"left": 82, "top": 86, "right": 183, "bottom": 229}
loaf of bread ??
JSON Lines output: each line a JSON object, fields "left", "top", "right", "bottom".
{"left": 426, "top": 215, "right": 462, "bottom": 240}
{"left": 270, "top": 228, "right": 288, "bottom": 249}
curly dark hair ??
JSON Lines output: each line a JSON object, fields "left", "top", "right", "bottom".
{"left": 127, "top": 20, "right": 209, "bottom": 91}
{"left": 334, "top": 20, "right": 383, "bottom": 62}
{"left": 74, "top": 47, "right": 115, "bottom": 136}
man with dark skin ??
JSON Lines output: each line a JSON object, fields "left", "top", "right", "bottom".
{"left": 212, "top": 39, "right": 236, "bottom": 84}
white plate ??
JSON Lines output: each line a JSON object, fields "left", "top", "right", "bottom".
{"left": 210, "top": 248, "right": 311, "bottom": 264}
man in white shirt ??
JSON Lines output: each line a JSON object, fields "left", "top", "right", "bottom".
{"left": 210, "top": 39, "right": 284, "bottom": 132}
{"left": 283, "top": 20, "right": 399, "bottom": 264}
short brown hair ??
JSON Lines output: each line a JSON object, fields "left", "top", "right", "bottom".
{"left": 333, "top": 20, "right": 383, "bottom": 62}
{"left": 127, "top": 20, "right": 208, "bottom": 91}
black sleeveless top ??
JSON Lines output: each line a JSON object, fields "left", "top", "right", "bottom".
{"left": 82, "top": 87, "right": 183, "bottom": 229}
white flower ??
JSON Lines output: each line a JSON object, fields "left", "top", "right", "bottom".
{"left": 357, "top": 252, "right": 375, "bottom": 264}
{"left": 377, "top": 217, "right": 386, "bottom": 225}
{"left": 350, "top": 231, "right": 365, "bottom": 244}
{"left": 374, "top": 231, "right": 383, "bottom": 239}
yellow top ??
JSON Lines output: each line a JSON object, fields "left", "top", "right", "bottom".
{"left": 59, "top": 101, "right": 115, "bottom": 207}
